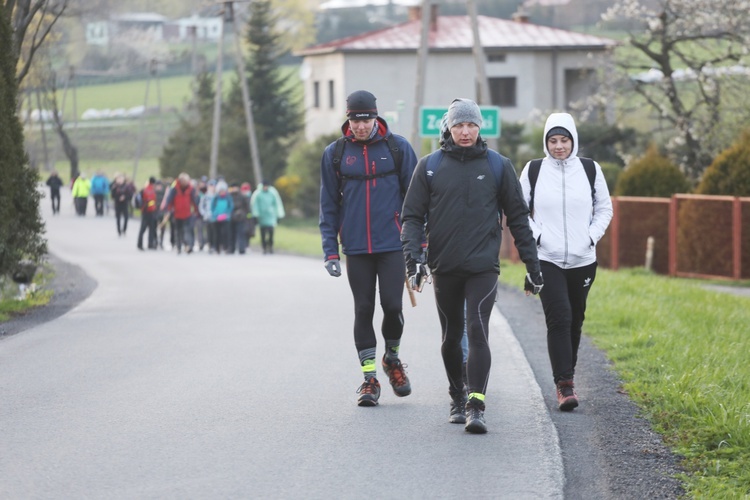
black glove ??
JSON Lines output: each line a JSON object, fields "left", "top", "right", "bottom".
{"left": 524, "top": 271, "right": 544, "bottom": 295}
{"left": 325, "top": 259, "right": 341, "bottom": 277}
{"left": 409, "top": 262, "right": 430, "bottom": 292}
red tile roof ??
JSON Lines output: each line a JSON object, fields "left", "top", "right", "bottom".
{"left": 297, "top": 15, "right": 616, "bottom": 55}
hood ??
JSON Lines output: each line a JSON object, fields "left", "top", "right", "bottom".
{"left": 340, "top": 116, "right": 390, "bottom": 143}
{"left": 543, "top": 112, "right": 579, "bottom": 160}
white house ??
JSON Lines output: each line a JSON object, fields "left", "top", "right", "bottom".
{"left": 171, "top": 15, "right": 224, "bottom": 42}
{"left": 296, "top": 7, "right": 616, "bottom": 142}
{"left": 84, "top": 13, "right": 168, "bottom": 46}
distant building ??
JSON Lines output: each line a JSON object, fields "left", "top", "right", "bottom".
{"left": 84, "top": 13, "right": 168, "bottom": 46}
{"left": 170, "top": 14, "right": 223, "bottom": 42}
{"left": 296, "top": 6, "right": 616, "bottom": 142}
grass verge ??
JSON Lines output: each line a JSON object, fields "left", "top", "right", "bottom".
{"left": 0, "top": 264, "right": 54, "bottom": 323}
{"left": 499, "top": 262, "right": 750, "bottom": 498}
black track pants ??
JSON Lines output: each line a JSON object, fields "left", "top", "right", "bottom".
{"left": 539, "top": 261, "right": 597, "bottom": 383}
{"left": 433, "top": 272, "right": 498, "bottom": 394}
{"left": 345, "top": 251, "right": 405, "bottom": 354}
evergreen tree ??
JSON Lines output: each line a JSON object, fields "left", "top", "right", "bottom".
{"left": 0, "top": 8, "right": 47, "bottom": 277}
{"left": 160, "top": 71, "right": 215, "bottom": 180}
{"left": 223, "top": 0, "right": 303, "bottom": 183}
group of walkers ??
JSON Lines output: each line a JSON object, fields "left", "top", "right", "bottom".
{"left": 320, "top": 90, "right": 613, "bottom": 434}
{"left": 45, "top": 170, "right": 285, "bottom": 256}
{"left": 134, "top": 174, "right": 285, "bottom": 256}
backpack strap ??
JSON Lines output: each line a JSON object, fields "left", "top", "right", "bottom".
{"left": 331, "top": 134, "right": 406, "bottom": 200}
{"left": 527, "top": 159, "right": 543, "bottom": 215}
{"left": 528, "top": 157, "right": 596, "bottom": 215}
{"left": 580, "top": 157, "right": 597, "bottom": 204}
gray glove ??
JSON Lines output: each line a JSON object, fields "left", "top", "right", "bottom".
{"left": 325, "top": 259, "right": 341, "bottom": 277}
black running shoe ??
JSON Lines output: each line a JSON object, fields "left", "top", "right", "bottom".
{"left": 449, "top": 389, "right": 468, "bottom": 424}
{"left": 357, "top": 378, "right": 381, "bottom": 407}
{"left": 465, "top": 397, "right": 487, "bottom": 434}
{"left": 382, "top": 355, "right": 412, "bottom": 397}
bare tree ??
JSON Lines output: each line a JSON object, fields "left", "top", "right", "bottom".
{"left": 3, "top": 0, "right": 69, "bottom": 86}
{"left": 601, "top": 0, "right": 750, "bottom": 181}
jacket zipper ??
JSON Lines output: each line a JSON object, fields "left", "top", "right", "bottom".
{"left": 364, "top": 145, "right": 373, "bottom": 253}
{"left": 561, "top": 159, "right": 569, "bottom": 266}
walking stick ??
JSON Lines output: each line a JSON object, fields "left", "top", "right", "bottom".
{"left": 406, "top": 276, "right": 417, "bottom": 307}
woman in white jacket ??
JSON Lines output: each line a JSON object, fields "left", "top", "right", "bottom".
{"left": 519, "top": 112, "right": 613, "bottom": 411}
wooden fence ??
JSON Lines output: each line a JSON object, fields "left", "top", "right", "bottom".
{"left": 501, "top": 194, "right": 750, "bottom": 281}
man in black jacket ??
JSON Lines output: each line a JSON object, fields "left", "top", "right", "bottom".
{"left": 401, "top": 98, "right": 543, "bottom": 434}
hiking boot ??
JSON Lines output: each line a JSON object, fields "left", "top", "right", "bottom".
{"left": 382, "top": 355, "right": 412, "bottom": 397}
{"left": 556, "top": 379, "right": 579, "bottom": 411}
{"left": 449, "top": 389, "right": 468, "bottom": 424}
{"left": 464, "top": 397, "right": 487, "bottom": 434}
{"left": 356, "top": 378, "right": 381, "bottom": 407}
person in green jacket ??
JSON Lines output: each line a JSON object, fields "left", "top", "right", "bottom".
{"left": 71, "top": 172, "right": 91, "bottom": 216}
{"left": 251, "top": 181, "right": 285, "bottom": 254}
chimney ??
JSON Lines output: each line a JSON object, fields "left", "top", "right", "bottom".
{"left": 512, "top": 8, "right": 530, "bottom": 23}
{"left": 408, "top": 3, "right": 439, "bottom": 31}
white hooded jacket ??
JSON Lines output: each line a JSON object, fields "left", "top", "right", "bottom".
{"left": 519, "top": 113, "right": 613, "bottom": 269}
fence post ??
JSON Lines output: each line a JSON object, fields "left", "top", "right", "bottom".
{"left": 610, "top": 197, "right": 619, "bottom": 270}
{"left": 733, "top": 197, "right": 741, "bottom": 280}
{"left": 669, "top": 195, "right": 678, "bottom": 276}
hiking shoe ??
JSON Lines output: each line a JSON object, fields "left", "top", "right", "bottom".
{"left": 464, "top": 397, "right": 487, "bottom": 434}
{"left": 449, "top": 389, "right": 468, "bottom": 424}
{"left": 382, "top": 355, "right": 412, "bottom": 397}
{"left": 556, "top": 379, "right": 579, "bottom": 411}
{"left": 356, "top": 378, "right": 381, "bottom": 407}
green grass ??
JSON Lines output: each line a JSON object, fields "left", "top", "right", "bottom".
{"left": 273, "top": 218, "right": 322, "bottom": 258}
{"left": 499, "top": 264, "right": 750, "bottom": 497}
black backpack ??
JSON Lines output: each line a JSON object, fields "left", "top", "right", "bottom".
{"left": 331, "top": 134, "right": 406, "bottom": 199}
{"left": 527, "top": 157, "right": 596, "bottom": 214}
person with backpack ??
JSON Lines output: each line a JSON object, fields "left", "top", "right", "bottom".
{"left": 136, "top": 177, "right": 158, "bottom": 250}
{"left": 110, "top": 174, "right": 132, "bottom": 236}
{"left": 251, "top": 181, "right": 285, "bottom": 255}
{"left": 519, "top": 112, "right": 613, "bottom": 412}
{"left": 45, "top": 170, "right": 63, "bottom": 215}
{"left": 319, "top": 90, "right": 418, "bottom": 407}
{"left": 401, "top": 98, "right": 542, "bottom": 434}
{"left": 164, "top": 173, "right": 201, "bottom": 255}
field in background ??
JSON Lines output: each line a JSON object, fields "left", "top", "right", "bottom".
{"left": 25, "top": 66, "right": 302, "bottom": 186}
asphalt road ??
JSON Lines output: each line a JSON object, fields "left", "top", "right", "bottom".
{"left": 1, "top": 190, "right": 684, "bottom": 499}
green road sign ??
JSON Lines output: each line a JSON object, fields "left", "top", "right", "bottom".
{"left": 420, "top": 106, "right": 501, "bottom": 138}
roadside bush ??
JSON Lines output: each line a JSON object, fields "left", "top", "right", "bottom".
{"left": 696, "top": 129, "right": 750, "bottom": 196}
{"left": 615, "top": 144, "right": 690, "bottom": 197}
{"left": 599, "top": 161, "right": 621, "bottom": 195}
{"left": 285, "top": 132, "right": 339, "bottom": 218}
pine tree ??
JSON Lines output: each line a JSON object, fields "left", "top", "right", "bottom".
{"left": 0, "top": 8, "right": 47, "bottom": 277}
{"left": 160, "top": 71, "right": 215, "bottom": 179}
{"left": 223, "top": 0, "right": 303, "bottom": 183}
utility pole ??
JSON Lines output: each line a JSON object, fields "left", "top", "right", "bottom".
{"left": 132, "top": 59, "right": 155, "bottom": 182}
{"left": 228, "top": 1, "right": 263, "bottom": 185}
{"left": 411, "top": 0, "right": 432, "bottom": 157}
{"left": 467, "top": 0, "right": 496, "bottom": 149}
{"left": 209, "top": 7, "right": 226, "bottom": 180}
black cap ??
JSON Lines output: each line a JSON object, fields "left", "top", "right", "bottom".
{"left": 546, "top": 126, "right": 573, "bottom": 141}
{"left": 346, "top": 90, "right": 378, "bottom": 119}
{"left": 149, "top": 176, "right": 157, "bottom": 184}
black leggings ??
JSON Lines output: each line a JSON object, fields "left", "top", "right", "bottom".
{"left": 539, "top": 261, "right": 597, "bottom": 383}
{"left": 114, "top": 201, "right": 129, "bottom": 234}
{"left": 433, "top": 272, "right": 498, "bottom": 395}
{"left": 345, "top": 251, "right": 405, "bottom": 354}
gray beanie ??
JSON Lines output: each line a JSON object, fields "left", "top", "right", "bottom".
{"left": 446, "top": 98, "right": 482, "bottom": 129}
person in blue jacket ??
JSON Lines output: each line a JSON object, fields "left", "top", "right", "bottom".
{"left": 319, "top": 90, "right": 418, "bottom": 407}
{"left": 90, "top": 171, "right": 110, "bottom": 216}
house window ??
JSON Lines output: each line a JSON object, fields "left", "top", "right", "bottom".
{"left": 313, "top": 81, "right": 320, "bottom": 108}
{"left": 328, "top": 80, "right": 335, "bottom": 109}
{"left": 487, "top": 53, "right": 507, "bottom": 63}
{"left": 489, "top": 77, "right": 516, "bottom": 107}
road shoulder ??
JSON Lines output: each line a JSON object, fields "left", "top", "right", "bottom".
{"left": 0, "top": 253, "right": 96, "bottom": 338}
{"left": 496, "top": 283, "right": 685, "bottom": 498}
